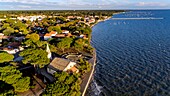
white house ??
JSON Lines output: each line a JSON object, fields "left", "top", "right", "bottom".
{"left": 44, "top": 33, "right": 51, "bottom": 41}
{"left": 47, "top": 57, "right": 77, "bottom": 74}
{"left": 0, "top": 33, "right": 4, "bottom": 43}
{"left": 50, "top": 31, "right": 57, "bottom": 36}
{"left": 62, "top": 30, "right": 69, "bottom": 34}
{"left": 3, "top": 48, "right": 19, "bottom": 54}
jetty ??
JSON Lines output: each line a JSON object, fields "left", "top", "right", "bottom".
{"left": 112, "top": 17, "right": 164, "bottom": 20}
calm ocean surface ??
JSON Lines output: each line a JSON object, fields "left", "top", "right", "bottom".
{"left": 87, "top": 10, "right": 170, "bottom": 96}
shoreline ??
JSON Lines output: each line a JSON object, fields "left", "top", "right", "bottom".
{"left": 90, "top": 16, "right": 112, "bottom": 28}
{"left": 81, "top": 16, "right": 112, "bottom": 96}
{"left": 90, "top": 12, "right": 124, "bottom": 28}
{"left": 81, "top": 12, "right": 124, "bottom": 96}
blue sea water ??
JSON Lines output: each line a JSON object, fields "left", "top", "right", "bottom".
{"left": 88, "top": 10, "right": 170, "bottom": 96}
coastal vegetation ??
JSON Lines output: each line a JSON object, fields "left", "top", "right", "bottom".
{"left": 43, "top": 72, "right": 81, "bottom": 96}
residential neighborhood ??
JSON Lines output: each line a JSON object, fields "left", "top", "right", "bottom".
{"left": 0, "top": 10, "right": 117, "bottom": 95}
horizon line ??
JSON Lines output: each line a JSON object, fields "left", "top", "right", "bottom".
{"left": 0, "top": 9, "right": 170, "bottom": 11}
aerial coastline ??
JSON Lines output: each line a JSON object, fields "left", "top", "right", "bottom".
{"left": 81, "top": 12, "right": 125, "bottom": 95}
{"left": 0, "top": 10, "right": 122, "bottom": 95}
{"left": 0, "top": 0, "right": 169, "bottom": 96}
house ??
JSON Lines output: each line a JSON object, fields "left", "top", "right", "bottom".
{"left": 47, "top": 57, "right": 77, "bottom": 74}
{"left": 0, "top": 33, "right": 4, "bottom": 39}
{"left": 67, "top": 16, "right": 74, "bottom": 19}
{"left": 3, "top": 42, "right": 23, "bottom": 54}
{"left": 44, "top": 31, "right": 58, "bottom": 40}
{"left": 76, "top": 16, "right": 82, "bottom": 19}
{"left": 89, "top": 19, "right": 95, "bottom": 24}
{"left": 50, "top": 31, "right": 57, "bottom": 36}
{"left": 79, "top": 34, "right": 84, "bottom": 38}
{"left": 3, "top": 47, "right": 19, "bottom": 54}
{"left": 44, "top": 33, "right": 51, "bottom": 40}
{"left": 8, "top": 42, "right": 21, "bottom": 48}
{"left": 55, "top": 34, "right": 66, "bottom": 38}
{"left": 0, "top": 33, "right": 4, "bottom": 43}
{"left": 17, "top": 15, "right": 45, "bottom": 22}
{"left": 66, "top": 33, "right": 72, "bottom": 37}
{"left": 62, "top": 30, "right": 69, "bottom": 34}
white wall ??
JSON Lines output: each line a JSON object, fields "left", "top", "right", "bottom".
{"left": 44, "top": 36, "right": 51, "bottom": 40}
{"left": 63, "top": 62, "right": 76, "bottom": 71}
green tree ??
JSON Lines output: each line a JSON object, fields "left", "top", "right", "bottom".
{"left": 57, "top": 37, "right": 73, "bottom": 52}
{"left": 13, "top": 77, "right": 30, "bottom": 92}
{"left": 24, "top": 39, "right": 35, "bottom": 48}
{"left": 47, "top": 26, "right": 61, "bottom": 33}
{"left": 26, "top": 33, "right": 40, "bottom": 42}
{"left": 19, "top": 49, "right": 50, "bottom": 68}
{"left": 65, "top": 75, "right": 75, "bottom": 84}
{"left": 20, "top": 28, "right": 29, "bottom": 35}
{"left": 43, "top": 72, "right": 81, "bottom": 96}
{"left": 44, "top": 83, "right": 69, "bottom": 96}
{"left": 23, "top": 39, "right": 47, "bottom": 49}
{"left": 2, "top": 23, "right": 10, "bottom": 29}
{"left": 0, "top": 66, "right": 30, "bottom": 92}
{"left": 74, "top": 39, "right": 85, "bottom": 51}
{"left": 55, "top": 72, "right": 69, "bottom": 82}
{"left": 49, "top": 44, "right": 57, "bottom": 53}
{"left": 78, "top": 59, "right": 91, "bottom": 74}
{"left": 5, "top": 19, "right": 15, "bottom": 24}
{"left": 0, "top": 66, "right": 22, "bottom": 84}
{"left": 12, "top": 22, "right": 27, "bottom": 30}
{"left": 36, "top": 41, "right": 47, "bottom": 48}
{"left": 0, "top": 52, "right": 14, "bottom": 63}
{"left": 3, "top": 27, "right": 15, "bottom": 36}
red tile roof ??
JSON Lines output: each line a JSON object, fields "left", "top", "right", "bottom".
{"left": 70, "top": 66, "right": 79, "bottom": 73}
{"left": 44, "top": 33, "right": 51, "bottom": 37}
{"left": 55, "top": 34, "right": 65, "bottom": 37}
{"left": 50, "top": 31, "right": 56, "bottom": 34}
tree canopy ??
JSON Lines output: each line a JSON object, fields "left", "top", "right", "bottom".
{"left": 26, "top": 33, "right": 40, "bottom": 42}
{"left": 12, "top": 77, "right": 30, "bottom": 92}
{"left": 19, "top": 49, "right": 50, "bottom": 67}
{"left": 0, "top": 66, "right": 30, "bottom": 92}
{"left": 0, "top": 66, "right": 22, "bottom": 84}
{"left": 74, "top": 39, "right": 85, "bottom": 51}
{"left": 57, "top": 37, "right": 73, "bottom": 52}
{"left": 47, "top": 26, "right": 61, "bottom": 33}
{"left": 3, "top": 27, "right": 15, "bottom": 36}
{"left": 43, "top": 72, "right": 81, "bottom": 96}
{"left": 78, "top": 59, "right": 91, "bottom": 74}
{"left": 0, "top": 52, "right": 14, "bottom": 63}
